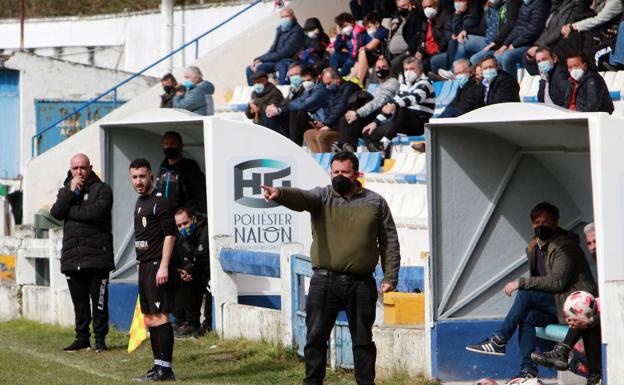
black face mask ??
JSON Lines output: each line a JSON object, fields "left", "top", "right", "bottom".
{"left": 534, "top": 225, "right": 554, "bottom": 241}
{"left": 398, "top": 7, "right": 410, "bottom": 17}
{"left": 163, "top": 85, "right": 173, "bottom": 94}
{"left": 164, "top": 147, "right": 181, "bottom": 159}
{"left": 376, "top": 68, "right": 390, "bottom": 80}
{"left": 332, "top": 175, "right": 353, "bottom": 195}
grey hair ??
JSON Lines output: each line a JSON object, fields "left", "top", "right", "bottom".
{"left": 185, "top": 66, "right": 203, "bottom": 81}
{"left": 323, "top": 66, "right": 340, "bottom": 79}
{"left": 584, "top": 222, "right": 595, "bottom": 235}
{"left": 453, "top": 58, "right": 470, "bottom": 69}
{"left": 403, "top": 56, "right": 423, "bottom": 71}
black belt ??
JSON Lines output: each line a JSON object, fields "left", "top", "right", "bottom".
{"left": 313, "top": 268, "right": 373, "bottom": 279}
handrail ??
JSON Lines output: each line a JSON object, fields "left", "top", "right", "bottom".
{"left": 31, "top": 0, "right": 263, "bottom": 157}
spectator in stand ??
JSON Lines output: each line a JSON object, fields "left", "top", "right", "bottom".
{"left": 431, "top": 0, "right": 484, "bottom": 74}
{"left": 523, "top": 0, "right": 594, "bottom": 68}
{"left": 481, "top": 56, "right": 520, "bottom": 105}
{"left": 287, "top": 67, "right": 330, "bottom": 145}
{"left": 526, "top": 47, "right": 570, "bottom": 107}
{"left": 565, "top": 51, "right": 614, "bottom": 113}
{"left": 354, "top": 12, "right": 391, "bottom": 83}
{"left": 419, "top": 0, "right": 452, "bottom": 73}
{"left": 377, "top": 0, "right": 399, "bottom": 18}
{"left": 246, "top": 8, "right": 305, "bottom": 86}
{"left": 246, "top": 71, "right": 286, "bottom": 134}
{"left": 350, "top": 0, "right": 376, "bottom": 20}
{"left": 301, "top": 18, "right": 330, "bottom": 74}
{"left": 329, "top": 12, "right": 370, "bottom": 76}
{"left": 388, "top": 0, "right": 427, "bottom": 75}
{"left": 172, "top": 66, "right": 215, "bottom": 116}
{"left": 363, "top": 57, "right": 434, "bottom": 151}
{"left": 304, "top": 67, "right": 361, "bottom": 153}
{"left": 562, "top": 0, "right": 623, "bottom": 41}
{"left": 474, "top": 59, "right": 484, "bottom": 82}
{"left": 340, "top": 56, "right": 400, "bottom": 152}
{"left": 266, "top": 62, "right": 305, "bottom": 133}
{"left": 160, "top": 73, "right": 177, "bottom": 108}
{"left": 492, "top": 0, "right": 551, "bottom": 80}
{"left": 439, "top": 58, "right": 485, "bottom": 117}
{"left": 466, "top": 202, "right": 597, "bottom": 382}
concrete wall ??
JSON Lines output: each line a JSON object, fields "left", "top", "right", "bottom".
{"left": 604, "top": 280, "right": 624, "bottom": 382}
{"left": 373, "top": 326, "right": 429, "bottom": 378}
{"left": 222, "top": 303, "right": 283, "bottom": 344}
{"left": 0, "top": 284, "right": 19, "bottom": 321}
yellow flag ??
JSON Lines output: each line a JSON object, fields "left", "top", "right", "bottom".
{"left": 128, "top": 296, "right": 148, "bottom": 353}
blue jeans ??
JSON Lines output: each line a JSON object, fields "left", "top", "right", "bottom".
{"left": 330, "top": 51, "right": 356, "bottom": 77}
{"left": 494, "top": 46, "right": 529, "bottom": 80}
{"left": 456, "top": 35, "right": 488, "bottom": 62}
{"left": 495, "top": 290, "right": 558, "bottom": 373}
{"left": 245, "top": 61, "right": 277, "bottom": 86}
{"left": 431, "top": 36, "right": 489, "bottom": 73}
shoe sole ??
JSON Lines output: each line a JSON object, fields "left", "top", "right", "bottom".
{"left": 530, "top": 352, "right": 568, "bottom": 371}
{"left": 64, "top": 347, "right": 91, "bottom": 353}
{"left": 465, "top": 346, "right": 505, "bottom": 356}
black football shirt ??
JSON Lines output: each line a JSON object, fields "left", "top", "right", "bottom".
{"left": 134, "top": 188, "right": 177, "bottom": 262}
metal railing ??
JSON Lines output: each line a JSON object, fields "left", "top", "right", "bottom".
{"left": 31, "top": 0, "right": 262, "bottom": 157}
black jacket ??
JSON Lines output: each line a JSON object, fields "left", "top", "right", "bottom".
{"left": 427, "top": 7, "right": 453, "bottom": 53}
{"left": 157, "top": 158, "right": 207, "bottom": 213}
{"left": 503, "top": 0, "right": 551, "bottom": 47}
{"left": 174, "top": 219, "right": 209, "bottom": 278}
{"left": 479, "top": 0, "right": 522, "bottom": 47}
{"left": 321, "top": 81, "right": 361, "bottom": 128}
{"left": 486, "top": 70, "right": 520, "bottom": 105}
{"left": 394, "top": 8, "right": 428, "bottom": 55}
{"left": 448, "top": 78, "right": 485, "bottom": 115}
{"left": 256, "top": 23, "right": 306, "bottom": 62}
{"left": 534, "top": 0, "right": 594, "bottom": 48}
{"left": 536, "top": 62, "right": 570, "bottom": 107}
{"left": 451, "top": 0, "right": 485, "bottom": 35}
{"left": 565, "top": 70, "right": 614, "bottom": 113}
{"left": 50, "top": 171, "right": 114, "bottom": 274}
{"left": 160, "top": 90, "right": 174, "bottom": 108}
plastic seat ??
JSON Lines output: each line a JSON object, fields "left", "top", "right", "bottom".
{"left": 357, "top": 152, "right": 383, "bottom": 173}
{"left": 521, "top": 75, "right": 540, "bottom": 103}
{"left": 276, "top": 85, "right": 291, "bottom": 98}
{"left": 320, "top": 153, "right": 333, "bottom": 172}
{"left": 396, "top": 185, "right": 427, "bottom": 226}
{"left": 603, "top": 71, "right": 617, "bottom": 91}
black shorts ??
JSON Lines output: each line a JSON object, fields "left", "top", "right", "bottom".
{"left": 364, "top": 49, "right": 382, "bottom": 66}
{"left": 138, "top": 260, "right": 174, "bottom": 314}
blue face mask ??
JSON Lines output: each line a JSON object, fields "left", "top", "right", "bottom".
{"left": 454, "top": 2, "right": 463, "bottom": 10}
{"left": 183, "top": 80, "right": 194, "bottom": 89}
{"left": 253, "top": 83, "right": 265, "bottom": 94}
{"left": 289, "top": 75, "right": 302, "bottom": 88}
{"left": 179, "top": 222, "right": 197, "bottom": 238}
{"left": 455, "top": 73, "right": 469, "bottom": 88}
{"left": 280, "top": 18, "right": 292, "bottom": 30}
{"left": 522, "top": 0, "right": 530, "bottom": 4}
{"left": 483, "top": 68, "right": 498, "bottom": 81}
{"left": 538, "top": 60, "right": 553, "bottom": 74}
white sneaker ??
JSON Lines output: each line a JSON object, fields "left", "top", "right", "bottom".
{"left": 437, "top": 68, "right": 455, "bottom": 80}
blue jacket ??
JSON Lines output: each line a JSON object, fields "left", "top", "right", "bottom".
{"left": 321, "top": 81, "right": 361, "bottom": 128}
{"left": 451, "top": 0, "right": 485, "bottom": 35}
{"left": 256, "top": 23, "right": 306, "bottom": 63}
{"left": 173, "top": 80, "right": 215, "bottom": 116}
{"left": 289, "top": 83, "right": 329, "bottom": 120}
{"left": 503, "top": 0, "right": 551, "bottom": 48}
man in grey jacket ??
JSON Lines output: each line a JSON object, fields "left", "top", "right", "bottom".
{"left": 173, "top": 66, "right": 215, "bottom": 116}
{"left": 338, "top": 56, "right": 399, "bottom": 152}
{"left": 465, "top": 202, "right": 596, "bottom": 382}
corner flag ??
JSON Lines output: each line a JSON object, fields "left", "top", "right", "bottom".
{"left": 128, "top": 296, "right": 148, "bottom": 353}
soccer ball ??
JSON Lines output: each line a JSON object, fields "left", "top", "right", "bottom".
{"left": 474, "top": 378, "right": 498, "bottom": 385}
{"left": 563, "top": 291, "right": 597, "bottom": 322}
{"left": 506, "top": 378, "right": 545, "bottom": 385}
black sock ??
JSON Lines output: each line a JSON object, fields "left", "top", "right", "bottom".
{"left": 148, "top": 326, "right": 161, "bottom": 365}
{"left": 156, "top": 323, "right": 174, "bottom": 370}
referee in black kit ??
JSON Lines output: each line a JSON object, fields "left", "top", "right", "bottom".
{"left": 129, "top": 159, "right": 177, "bottom": 382}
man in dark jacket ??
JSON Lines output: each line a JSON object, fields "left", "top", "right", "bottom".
{"left": 481, "top": 56, "right": 520, "bottom": 105}
{"left": 246, "top": 71, "right": 286, "bottom": 135}
{"left": 156, "top": 131, "right": 207, "bottom": 215}
{"left": 493, "top": 0, "right": 551, "bottom": 79}
{"left": 172, "top": 66, "right": 215, "bottom": 116}
{"left": 50, "top": 153, "right": 114, "bottom": 353}
{"left": 389, "top": 0, "right": 427, "bottom": 74}
{"left": 245, "top": 8, "right": 305, "bottom": 85}
{"left": 160, "top": 73, "right": 177, "bottom": 108}
{"left": 438, "top": 58, "right": 485, "bottom": 117}
{"left": 466, "top": 202, "right": 596, "bottom": 381}
{"left": 172, "top": 207, "right": 211, "bottom": 337}
{"left": 287, "top": 67, "right": 329, "bottom": 146}
{"left": 304, "top": 67, "right": 360, "bottom": 153}
{"left": 565, "top": 51, "right": 614, "bottom": 113}
{"left": 525, "top": 47, "right": 570, "bottom": 107}
{"left": 420, "top": 0, "right": 452, "bottom": 73}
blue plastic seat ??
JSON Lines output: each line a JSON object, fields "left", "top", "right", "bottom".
{"left": 356, "top": 152, "right": 383, "bottom": 173}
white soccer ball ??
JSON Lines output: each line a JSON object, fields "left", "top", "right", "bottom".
{"left": 474, "top": 378, "right": 498, "bottom": 385}
{"left": 506, "top": 378, "right": 545, "bottom": 385}
{"left": 563, "top": 291, "right": 596, "bottom": 322}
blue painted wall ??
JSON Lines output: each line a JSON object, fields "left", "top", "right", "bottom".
{"left": 432, "top": 319, "right": 556, "bottom": 381}
{"left": 0, "top": 70, "right": 20, "bottom": 179}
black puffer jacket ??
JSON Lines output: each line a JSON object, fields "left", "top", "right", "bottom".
{"left": 448, "top": 78, "right": 485, "bottom": 115}
{"left": 537, "top": 62, "right": 570, "bottom": 107}
{"left": 451, "top": 0, "right": 485, "bottom": 35}
{"left": 174, "top": 219, "right": 209, "bottom": 278}
{"left": 486, "top": 70, "right": 520, "bottom": 105}
{"left": 321, "top": 80, "right": 361, "bottom": 128}
{"left": 534, "top": 0, "right": 594, "bottom": 48}
{"left": 50, "top": 171, "right": 114, "bottom": 274}
{"left": 565, "top": 70, "right": 614, "bottom": 113}
{"left": 503, "top": 0, "right": 551, "bottom": 48}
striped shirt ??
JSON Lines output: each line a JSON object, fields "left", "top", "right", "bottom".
{"left": 393, "top": 74, "right": 436, "bottom": 116}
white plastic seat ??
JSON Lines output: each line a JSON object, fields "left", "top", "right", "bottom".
{"left": 603, "top": 71, "right": 617, "bottom": 91}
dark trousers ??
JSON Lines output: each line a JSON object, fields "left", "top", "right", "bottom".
{"left": 303, "top": 270, "right": 378, "bottom": 385}
{"left": 174, "top": 276, "right": 205, "bottom": 328}
{"left": 563, "top": 321, "right": 603, "bottom": 375}
{"left": 495, "top": 290, "right": 559, "bottom": 373}
{"left": 259, "top": 112, "right": 289, "bottom": 137}
{"left": 330, "top": 51, "right": 356, "bottom": 77}
{"left": 65, "top": 268, "right": 110, "bottom": 342}
{"left": 339, "top": 115, "right": 376, "bottom": 148}
{"left": 289, "top": 110, "right": 313, "bottom": 146}
{"left": 363, "top": 109, "right": 428, "bottom": 145}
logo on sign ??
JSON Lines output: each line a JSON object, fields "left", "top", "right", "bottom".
{"left": 233, "top": 159, "right": 291, "bottom": 208}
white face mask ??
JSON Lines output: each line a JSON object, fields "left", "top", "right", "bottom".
{"left": 424, "top": 7, "right": 437, "bottom": 19}
{"left": 341, "top": 25, "right": 354, "bottom": 35}
{"left": 367, "top": 27, "right": 377, "bottom": 37}
{"left": 302, "top": 80, "right": 315, "bottom": 91}
{"left": 404, "top": 70, "right": 419, "bottom": 83}
{"left": 570, "top": 68, "right": 585, "bottom": 81}
{"left": 307, "top": 30, "right": 318, "bottom": 38}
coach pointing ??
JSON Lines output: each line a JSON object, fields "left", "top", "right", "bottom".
{"left": 262, "top": 151, "right": 400, "bottom": 385}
